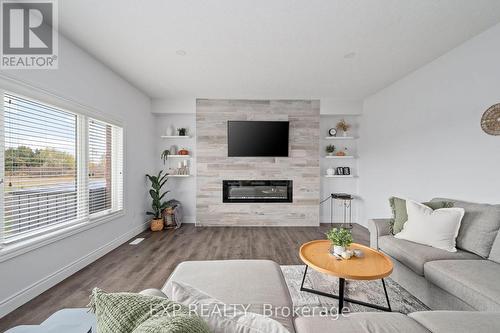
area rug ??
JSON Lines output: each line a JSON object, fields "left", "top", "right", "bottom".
{"left": 281, "top": 265, "right": 429, "bottom": 315}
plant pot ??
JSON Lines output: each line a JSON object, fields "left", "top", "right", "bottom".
{"left": 343, "top": 131, "right": 349, "bottom": 137}
{"left": 332, "top": 245, "right": 345, "bottom": 255}
{"left": 327, "top": 152, "right": 334, "bottom": 156}
{"left": 150, "top": 218, "right": 164, "bottom": 232}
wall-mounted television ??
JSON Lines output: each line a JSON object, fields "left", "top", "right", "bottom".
{"left": 227, "top": 121, "right": 289, "bottom": 157}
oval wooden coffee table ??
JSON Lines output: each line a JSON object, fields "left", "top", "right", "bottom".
{"left": 299, "top": 240, "right": 393, "bottom": 313}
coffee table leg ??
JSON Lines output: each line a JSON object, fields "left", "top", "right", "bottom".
{"left": 381, "top": 278, "right": 391, "bottom": 311}
{"left": 338, "top": 278, "right": 345, "bottom": 313}
{"left": 300, "top": 265, "right": 309, "bottom": 291}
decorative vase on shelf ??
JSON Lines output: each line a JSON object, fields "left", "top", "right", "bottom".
{"left": 343, "top": 131, "right": 349, "bottom": 137}
{"left": 326, "top": 167, "right": 335, "bottom": 176}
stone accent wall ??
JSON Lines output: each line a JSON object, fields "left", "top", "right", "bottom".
{"left": 196, "top": 99, "right": 320, "bottom": 226}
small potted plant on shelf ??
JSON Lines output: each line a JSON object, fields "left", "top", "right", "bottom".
{"left": 325, "top": 144, "right": 335, "bottom": 156}
{"left": 177, "top": 128, "right": 187, "bottom": 136}
{"left": 336, "top": 119, "right": 351, "bottom": 137}
{"left": 161, "top": 149, "right": 170, "bottom": 164}
{"left": 146, "top": 171, "right": 169, "bottom": 231}
{"left": 326, "top": 227, "right": 353, "bottom": 256}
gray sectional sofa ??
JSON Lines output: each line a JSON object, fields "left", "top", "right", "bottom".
{"left": 162, "top": 259, "right": 500, "bottom": 333}
{"left": 368, "top": 197, "right": 500, "bottom": 311}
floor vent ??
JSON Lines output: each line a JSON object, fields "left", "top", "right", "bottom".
{"left": 129, "top": 238, "right": 145, "bottom": 245}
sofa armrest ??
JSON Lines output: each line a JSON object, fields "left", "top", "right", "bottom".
{"left": 139, "top": 288, "right": 168, "bottom": 298}
{"left": 368, "top": 219, "right": 392, "bottom": 249}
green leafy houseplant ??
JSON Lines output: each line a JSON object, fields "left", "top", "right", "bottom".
{"left": 325, "top": 144, "right": 336, "bottom": 154}
{"left": 146, "top": 171, "right": 170, "bottom": 231}
{"left": 161, "top": 149, "right": 170, "bottom": 164}
{"left": 326, "top": 228, "right": 353, "bottom": 254}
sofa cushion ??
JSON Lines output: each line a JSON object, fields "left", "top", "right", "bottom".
{"left": 294, "top": 313, "right": 429, "bottom": 333}
{"left": 432, "top": 198, "right": 500, "bottom": 257}
{"left": 409, "top": 311, "right": 500, "bottom": 333}
{"left": 424, "top": 260, "right": 500, "bottom": 311}
{"left": 394, "top": 200, "right": 464, "bottom": 252}
{"left": 488, "top": 231, "right": 500, "bottom": 264}
{"left": 162, "top": 260, "right": 294, "bottom": 332}
{"left": 389, "top": 196, "right": 453, "bottom": 234}
{"left": 378, "top": 236, "right": 480, "bottom": 276}
{"left": 170, "top": 281, "right": 290, "bottom": 333}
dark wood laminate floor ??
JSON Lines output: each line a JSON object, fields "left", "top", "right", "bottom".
{"left": 0, "top": 224, "right": 368, "bottom": 331}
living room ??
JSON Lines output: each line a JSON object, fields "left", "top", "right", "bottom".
{"left": 0, "top": 1, "right": 500, "bottom": 332}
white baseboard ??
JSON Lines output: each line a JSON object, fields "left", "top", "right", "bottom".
{"left": 0, "top": 221, "right": 149, "bottom": 319}
{"left": 182, "top": 215, "right": 196, "bottom": 224}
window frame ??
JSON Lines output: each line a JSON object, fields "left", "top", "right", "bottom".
{"left": 0, "top": 76, "right": 125, "bottom": 259}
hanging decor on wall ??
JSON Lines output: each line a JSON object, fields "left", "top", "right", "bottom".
{"left": 481, "top": 103, "right": 500, "bottom": 136}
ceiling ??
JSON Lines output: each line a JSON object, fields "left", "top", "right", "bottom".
{"left": 58, "top": 0, "right": 500, "bottom": 100}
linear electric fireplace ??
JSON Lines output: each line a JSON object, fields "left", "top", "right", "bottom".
{"left": 223, "top": 180, "right": 293, "bottom": 203}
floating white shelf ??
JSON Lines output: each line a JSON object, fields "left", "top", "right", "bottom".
{"left": 324, "top": 155, "right": 355, "bottom": 159}
{"left": 324, "top": 175, "right": 357, "bottom": 178}
{"left": 324, "top": 136, "right": 357, "bottom": 140}
{"left": 167, "top": 174, "right": 191, "bottom": 177}
{"left": 167, "top": 155, "right": 191, "bottom": 158}
{"left": 161, "top": 135, "right": 192, "bottom": 139}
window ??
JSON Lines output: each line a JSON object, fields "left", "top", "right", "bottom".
{"left": 88, "top": 119, "right": 123, "bottom": 216}
{"left": 0, "top": 92, "right": 123, "bottom": 245}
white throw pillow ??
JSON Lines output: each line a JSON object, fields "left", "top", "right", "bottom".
{"left": 170, "top": 281, "right": 290, "bottom": 333}
{"left": 394, "top": 200, "right": 465, "bottom": 252}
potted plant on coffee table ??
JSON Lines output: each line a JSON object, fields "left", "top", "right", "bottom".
{"left": 326, "top": 227, "right": 353, "bottom": 255}
{"left": 146, "top": 170, "right": 169, "bottom": 231}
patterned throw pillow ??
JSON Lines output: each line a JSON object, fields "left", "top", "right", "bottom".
{"left": 89, "top": 288, "right": 211, "bottom": 333}
{"left": 133, "top": 315, "right": 212, "bottom": 333}
{"left": 389, "top": 197, "right": 454, "bottom": 234}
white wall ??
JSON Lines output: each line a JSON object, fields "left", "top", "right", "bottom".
{"left": 359, "top": 23, "right": 500, "bottom": 224}
{"left": 0, "top": 36, "right": 155, "bottom": 317}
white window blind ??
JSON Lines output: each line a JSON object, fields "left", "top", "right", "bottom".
{"left": 1, "top": 92, "right": 124, "bottom": 245}
{"left": 88, "top": 119, "right": 123, "bottom": 216}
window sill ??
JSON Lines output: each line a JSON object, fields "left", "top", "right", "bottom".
{"left": 0, "top": 210, "right": 125, "bottom": 263}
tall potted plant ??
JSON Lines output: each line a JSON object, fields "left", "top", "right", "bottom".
{"left": 146, "top": 171, "right": 169, "bottom": 231}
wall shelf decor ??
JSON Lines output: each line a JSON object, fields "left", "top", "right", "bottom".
{"left": 324, "top": 155, "right": 355, "bottom": 159}
{"left": 325, "top": 175, "right": 356, "bottom": 178}
{"left": 161, "top": 135, "right": 192, "bottom": 139}
{"left": 324, "top": 136, "right": 357, "bottom": 140}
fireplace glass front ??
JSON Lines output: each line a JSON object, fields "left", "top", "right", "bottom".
{"left": 222, "top": 180, "right": 293, "bottom": 203}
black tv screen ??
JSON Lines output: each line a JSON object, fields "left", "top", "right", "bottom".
{"left": 227, "top": 121, "right": 289, "bottom": 157}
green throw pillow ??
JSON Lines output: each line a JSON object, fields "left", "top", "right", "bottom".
{"left": 389, "top": 197, "right": 454, "bottom": 234}
{"left": 133, "top": 315, "right": 212, "bottom": 333}
{"left": 89, "top": 288, "right": 211, "bottom": 333}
